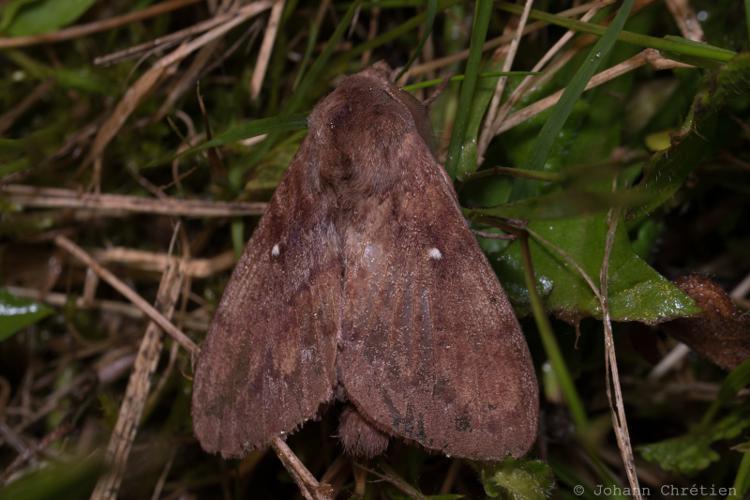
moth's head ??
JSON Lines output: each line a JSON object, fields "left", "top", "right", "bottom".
{"left": 309, "top": 65, "right": 436, "bottom": 187}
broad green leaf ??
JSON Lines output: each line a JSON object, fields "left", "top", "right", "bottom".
{"left": 5, "top": 0, "right": 96, "bottom": 36}
{"left": 0, "top": 289, "right": 52, "bottom": 341}
{"left": 639, "top": 410, "right": 750, "bottom": 475}
{"left": 0, "top": 0, "right": 37, "bottom": 32}
{"left": 630, "top": 53, "right": 750, "bottom": 218}
{"left": 492, "top": 215, "right": 698, "bottom": 323}
{"left": 481, "top": 458, "right": 555, "bottom": 499}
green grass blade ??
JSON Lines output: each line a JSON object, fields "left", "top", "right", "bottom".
{"left": 395, "top": 0, "right": 438, "bottom": 80}
{"left": 498, "top": 2, "right": 735, "bottom": 62}
{"left": 243, "top": 1, "right": 361, "bottom": 172}
{"left": 445, "top": 0, "right": 493, "bottom": 179}
{"left": 402, "top": 71, "right": 536, "bottom": 91}
{"left": 519, "top": 0, "right": 634, "bottom": 195}
{"left": 286, "top": 0, "right": 362, "bottom": 115}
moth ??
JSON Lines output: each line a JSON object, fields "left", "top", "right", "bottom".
{"left": 192, "top": 63, "right": 538, "bottom": 461}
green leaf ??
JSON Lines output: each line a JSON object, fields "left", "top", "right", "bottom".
{"left": 4, "top": 0, "right": 96, "bottom": 36}
{"left": 0, "top": 289, "right": 52, "bottom": 341}
{"left": 481, "top": 458, "right": 555, "bottom": 499}
{"left": 5, "top": 50, "right": 114, "bottom": 94}
{"left": 630, "top": 53, "right": 750, "bottom": 218}
{"left": 0, "top": 0, "right": 37, "bottom": 32}
{"left": 0, "top": 454, "right": 104, "bottom": 500}
{"left": 639, "top": 410, "right": 750, "bottom": 475}
{"left": 492, "top": 215, "right": 698, "bottom": 323}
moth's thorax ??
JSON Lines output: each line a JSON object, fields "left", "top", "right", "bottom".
{"left": 309, "top": 73, "right": 435, "bottom": 202}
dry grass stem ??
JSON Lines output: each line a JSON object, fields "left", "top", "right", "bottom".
{"left": 478, "top": 0, "right": 535, "bottom": 155}
{"left": 403, "top": 1, "right": 609, "bottom": 80}
{"left": 92, "top": 247, "right": 235, "bottom": 278}
{"left": 478, "top": 2, "right": 604, "bottom": 158}
{"left": 600, "top": 199, "right": 642, "bottom": 499}
{"left": 664, "top": 0, "right": 704, "bottom": 41}
{"left": 271, "top": 437, "right": 334, "bottom": 500}
{"left": 496, "top": 49, "right": 694, "bottom": 135}
{"left": 251, "top": 0, "right": 285, "bottom": 99}
{"left": 0, "top": 80, "right": 54, "bottom": 135}
{"left": 94, "top": 9, "right": 244, "bottom": 67}
{"left": 4, "top": 285, "right": 209, "bottom": 331}
{"left": 2, "top": 184, "right": 266, "bottom": 217}
{"left": 90, "top": 261, "right": 184, "bottom": 500}
{"left": 0, "top": 0, "right": 203, "bottom": 49}
{"left": 86, "top": 1, "right": 273, "bottom": 187}
{"left": 54, "top": 235, "right": 199, "bottom": 355}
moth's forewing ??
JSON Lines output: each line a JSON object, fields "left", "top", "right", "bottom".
{"left": 191, "top": 140, "right": 341, "bottom": 458}
{"left": 333, "top": 75, "right": 539, "bottom": 460}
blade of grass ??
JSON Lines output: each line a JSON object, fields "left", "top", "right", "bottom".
{"left": 498, "top": 1, "right": 735, "bottom": 62}
{"left": 291, "top": 0, "right": 330, "bottom": 90}
{"left": 731, "top": 451, "right": 750, "bottom": 499}
{"left": 402, "top": 70, "right": 536, "bottom": 91}
{"left": 243, "top": 0, "right": 361, "bottom": 171}
{"left": 395, "top": 0, "right": 437, "bottom": 80}
{"left": 517, "top": 232, "right": 587, "bottom": 429}
{"left": 513, "top": 0, "right": 634, "bottom": 198}
{"left": 444, "top": 0, "right": 493, "bottom": 179}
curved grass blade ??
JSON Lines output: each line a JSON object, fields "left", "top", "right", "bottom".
{"left": 444, "top": 0, "right": 493, "bottom": 179}
{"left": 402, "top": 71, "right": 536, "bottom": 91}
{"left": 498, "top": 2, "right": 735, "bottom": 63}
{"left": 514, "top": 0, "right": 634, "bottom": 199}
{"left": 395, "top": 0, "right": 437, "bottom": 80}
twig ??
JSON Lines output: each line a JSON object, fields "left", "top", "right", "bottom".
{"left": 479, "top": 2, "right": 604, "bottom": 159}
{"left": 600, "top": 199, "right": 642, "bottom": 499}
{"left": 648, "top": 343, "right": 691, "bottom": 380}
{"left": 2, "top": 184, "right": 266, "bottom": 217}
{"left": 251, "top": 0, "right": 285, "bottom": 99}
{"left": 86, "top": 1, "right": 273, "bottom": 187}
{"left": 731, "top": 271, "right": 750, "bottom": 301}
{"left": 495, "top": 49, "right": 693, "bottom": 135}
{"left": 92, "top": 247, "right": 235, "bottom": 277}
{"left": 479, "top": 0, "right": 535, "bottom": 155}
{"left": 54, "top": 235, "right": 199, "bottom": 355}
{"left": 403, "top": 1, "right": 609, "bottom": 80}
{"left": 4, "top": 285, "right": 209, "bottom": 331}
{"left": 0, "top": 0, "right": 203, "bottom": 49}
{"left": 664, "top": 0, "right": 704, "bottom": 41}
{"left": 91, "top": 260, "right": 184, "bottom": 500}
{"left": 94, "top": 9, "right": 243, "bottom": 66}
{"left": 0, "top": 79, "right": 54, "bottom": 135}
{"left": 271, "top": 438, "right": 333, "bottom": 500}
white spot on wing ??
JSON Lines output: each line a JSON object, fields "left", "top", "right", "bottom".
{"left": 428, "top": 247, "right": 442, "bottom": 260}
{"left": 271, "top": 244, "right": 280, "bottom": 257}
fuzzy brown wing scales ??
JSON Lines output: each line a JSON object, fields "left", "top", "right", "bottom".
{"left": 191, "top": 152, "right": 341, "bottom": 459}
{"left": 338, "top": 137, "right": 538, "bottom": 460}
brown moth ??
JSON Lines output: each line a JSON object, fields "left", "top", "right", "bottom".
{"left": 191, "top": 64, "right": 539, "bottom": 461}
